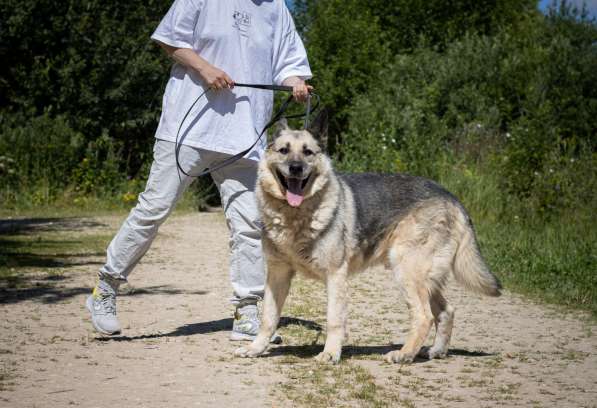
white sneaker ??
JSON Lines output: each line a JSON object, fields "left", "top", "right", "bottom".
{"left": 230, "top": 303, "right": 281, "bottom": 343}
{"left": 86, "top": 285, "right": 121, "bottom": 335}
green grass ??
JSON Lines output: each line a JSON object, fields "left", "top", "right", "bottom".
{"left": 437, "top": 162, "right": 597, "bottom": 318}
{"left": 0, "top": 186, "right": 211, "bottom": 294}
{"left": 478, "top": 216, "right": 597, "bottom": 317}
{"left": 0, "top": 188, "right": 201, "bottom": 219}
{"left": 2, "top": 166, "right": 595, "bottom": 318}
{"left": 276, "top": 358, "right": 401, "bottom": 408}
{"left": 274, "top": 277, "right": 404, "bottom": 407}
{"left": 0, "top": 223, "right": 113, "bottom": 287}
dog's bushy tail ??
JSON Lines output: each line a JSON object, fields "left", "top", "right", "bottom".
{"left": 453, "top": 209, "right": 501, "bottom": 297}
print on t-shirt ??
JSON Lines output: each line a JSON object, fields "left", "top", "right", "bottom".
{"left": 232, "top": 10, "right": 251, "bottom": 37}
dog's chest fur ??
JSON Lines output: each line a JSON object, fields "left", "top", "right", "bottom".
{"left": 258, "top": 183, "right": 351, "bottom": 278}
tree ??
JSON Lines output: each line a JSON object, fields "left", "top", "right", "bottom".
{"left": 294, "top": 0, "right": 539, "bottom": 147}
{"left": 0, "top": 0, "right": 172, "bottom": 175}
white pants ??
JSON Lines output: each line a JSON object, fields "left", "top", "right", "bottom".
{"left": 99, "top": 139, "right": 265, "bottom": 304}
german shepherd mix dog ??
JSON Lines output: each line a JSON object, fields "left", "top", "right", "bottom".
{"left": 234, "top": 111, "right": 501, "bottom": 364}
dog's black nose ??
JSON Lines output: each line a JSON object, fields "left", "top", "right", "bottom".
{"left": 289, "top": 162, "right": 303, "bottom": 176}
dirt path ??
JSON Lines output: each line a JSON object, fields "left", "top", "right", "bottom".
{"left": 1, "top": 213, "right": 596, "bottom": 407}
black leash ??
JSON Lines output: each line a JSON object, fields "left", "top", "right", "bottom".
{"left": 175, "top": 83, "right": 319, "bottom": 178}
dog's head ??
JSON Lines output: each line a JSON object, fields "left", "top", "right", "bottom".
{"left": 258, "top": 109, "right": 331, "bottom": 208}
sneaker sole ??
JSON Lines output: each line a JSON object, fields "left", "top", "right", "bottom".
{"left": 230, "top": 331, "right": 282, "bottom": 344}
{"left": 85, "top": 296, "right": 121, "bottom": 336}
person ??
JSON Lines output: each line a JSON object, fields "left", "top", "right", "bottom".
{"left": 86, "top": 0, "right": 312, "bottom": 341}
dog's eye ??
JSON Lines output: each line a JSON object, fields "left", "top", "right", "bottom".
{"left": 303, "top": 148, "right": 314, "bottom": 156}
{"left": 278, "top": 147, "right": 289, "bottom": 155}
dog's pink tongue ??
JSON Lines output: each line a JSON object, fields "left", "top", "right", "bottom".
{"left": 286, "top": 190, "right": 304, "bottom": 207}
{"left": 286, "top": 178, "right": 304, "bottom": 207}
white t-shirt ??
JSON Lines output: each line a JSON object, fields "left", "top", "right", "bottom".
{"left": 151, "top": 0, "right": 312, "bottom": 160}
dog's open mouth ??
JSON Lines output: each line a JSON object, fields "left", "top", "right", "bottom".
{"left": 276, "top": 169, "right": 310, "bottom": 207}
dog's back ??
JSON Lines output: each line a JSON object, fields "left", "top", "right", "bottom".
{"left": 339, "top": 172, "right": 459, "bottom": 257}
{"left": 340, "top": 171, "right": 500, "bottom": 296}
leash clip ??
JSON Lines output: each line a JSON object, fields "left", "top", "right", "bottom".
{"left": 303, "top": 93, "right": 312, "bottom": 130}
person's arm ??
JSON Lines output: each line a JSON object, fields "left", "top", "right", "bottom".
{"left": 282, "top": 76, "right": 313, "bottom": 103}
{"left": 273, "top": 4, "right": 312, "bottom": 103}
{"left": 157, "top": 42, "right": 234, "bottom": 90}
{"left": 157, "top": 42, "right": 311, "bottom": 99}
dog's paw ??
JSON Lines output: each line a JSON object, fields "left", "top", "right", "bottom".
{"left": 418, "top": 346, "right": 448, "bottom": 360}
{"left": 385, "top": 350, "right": 415, "bottom": 364}
{"left": 314, "top": 350, "right": 341, "bottom": 365}
{"left": 234, "top": 346, "right": 266, "bottom": 358}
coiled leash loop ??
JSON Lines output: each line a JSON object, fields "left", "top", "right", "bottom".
{"left": 175, "top": 83, "right": 319, "bottom": 178}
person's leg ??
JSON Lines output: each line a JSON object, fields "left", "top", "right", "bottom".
{"left": 87, "top": 140, "right": 211, "bottom": 334}
{"left": 211, "top": 157, "right": 265, "bottom": 303}
{"left": 211, "top": 157, "right": 269, "bottom": 341}
{"left": 99, "top": 140, "right": 204, "bottom": 281}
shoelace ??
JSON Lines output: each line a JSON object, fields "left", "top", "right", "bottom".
{"left": 99, "top": 292, "right": 117, "bottom": 315}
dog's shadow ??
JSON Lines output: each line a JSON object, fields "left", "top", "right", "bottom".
{"left": 267, "top": 343, "right": 494, "bottom": 362}
{"left": 97, "top": 317, "right": 494, "bottom": 362}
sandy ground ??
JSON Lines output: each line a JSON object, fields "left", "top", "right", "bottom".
{"left": 1, "top": 213, "right": 596, "bottom": 407}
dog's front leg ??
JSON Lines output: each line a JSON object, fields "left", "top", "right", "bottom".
{"left": 315, "top": 265, "right": 348, "bottom": 364}
{"left": 234, "top": 259, "right": 293, "bottom": 358}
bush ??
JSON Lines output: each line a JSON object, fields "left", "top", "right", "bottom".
{"left": 70, "top": 133, "right": 124, "bottom": 197}
{"left": 294, "top": 0, "right": 537, "bottom": 144}
{"left": 338, "top": 11, "right": 597, "bottom": 216}
{"left": 0, "top": 114, "right": 84, "bottom": 205}
{"left": 0, "top": 0, "right": 171, "bottom": 177}
{"left": 0, "top": 113, "right": 146, "bottom": 208}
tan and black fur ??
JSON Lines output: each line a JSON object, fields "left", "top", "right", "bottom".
{"left": 235, "top": 111, "right": 501, "bottom": 364}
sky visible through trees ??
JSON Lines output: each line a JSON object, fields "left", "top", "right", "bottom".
{"left": 287, "top": 0, "right": 597, "bottom": 17}
{"left": 539, "top": 0, "right": 597, "bottom": 15}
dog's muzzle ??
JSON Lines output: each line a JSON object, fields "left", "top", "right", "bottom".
{"left": 275, "top": 168, "right": 310, "bottom": 208}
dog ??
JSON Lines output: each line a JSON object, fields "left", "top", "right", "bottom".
{"left": 234, "top": 110, "right": 501, "bottom": 364}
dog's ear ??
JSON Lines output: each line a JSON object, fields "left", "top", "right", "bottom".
{"left": 307, "top": 108, "right": 329, "bottom": 149}
{"left": 272, "top": 118, "right": 289, "bottom": 139}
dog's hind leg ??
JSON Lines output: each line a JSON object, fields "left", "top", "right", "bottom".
{"left": 386, "top": 272, "right": 434, "bottom": 364}
{"left": 315, "top": 264, "right": 349, "bottom": 364}
{"left": 384, "top": 244, "right": 436, "bottom": 364}
{"left": 235, "top": 259, "right": 293, "bottom": 358}
{"left": 419, "top": 291, "right": 454, "bottom": 360}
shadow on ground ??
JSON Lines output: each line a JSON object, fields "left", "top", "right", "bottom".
{"left": 0, "top": 216, "right": 110, "bottom": 303}
{"left": 0, "top": 284, "right": 209, "bottom": 305}
{"left": 0, "top": 245, "right": 105, "bottom": 269}
{"left": 0, "top": 218, "right": 106, "bottom": 234}
{"left": 97, "top": 316, "right": 494, "bottom": 363}
{"left": 96, "top": 316, "right": 323, "bottom": 342}
{"left": 0, "top": 218, "right": 108, "bottom": 269}
{"left": 1, "top": 217, "right": 109, "bottom": 272}
{"left": 267, "top": 343, "right": 495, "bottom": 362}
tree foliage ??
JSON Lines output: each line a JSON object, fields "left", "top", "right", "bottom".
{"left": 293, "top": 0, "right": 539, "bottom": 141}
{"left": 1, "top": 0, "right": 595, "bottom": 216}
{"left": 0, "top": 0, "right": 171, "bottom": 175}
{"left": 339, "top": 22, "right": 597, "bottom": 212}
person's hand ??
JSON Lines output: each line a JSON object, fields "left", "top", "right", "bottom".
{"left": 199, "top": 63, "right": 234, "bottom": 90}
{"left": 293, "top": 83, "right": 313, "bottom": 103}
